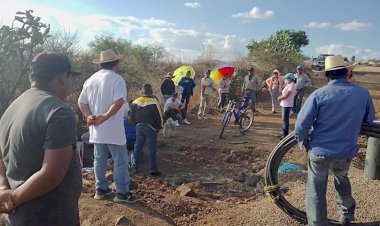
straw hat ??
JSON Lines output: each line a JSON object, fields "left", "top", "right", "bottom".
{"left": 313, "top": 55, "right": 357, "bottom": 76}
{"left": 93, "top": 49, "right": 123, "bottom": 64}
{"left": 165, "top": 72, "right": 174, "bottom": 78}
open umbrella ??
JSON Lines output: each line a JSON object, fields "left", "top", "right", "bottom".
{"left": 172, "top": 65, "right": 195, "bottom": 85}
{"left": 210, "top": 65, "right": 235, "bottom": 84}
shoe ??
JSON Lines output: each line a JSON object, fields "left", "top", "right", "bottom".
{"left": 203, "top": 115, "right": 209, "bottom": 119}
{"left": 278, "top": 134, "right": 285, "bottom": 140}
{"left": 271, "top": 111, "right": 276, "bottom": 114}
{"left": 113, "top": 192, "right": 138, "bottom": 204}
{"left": 339, "top": 215, "right": 355, "bottom": 225}
{"left": 197, "top": 115, "right": 202, "bottom": 120}
{"left": 150, "top": 171, "right": 162, "bottom": 177}
{"left": 130, "top": 167, "right": 138, "bottom": 175}
{"left": 94, "top": 188, "right": 113, "bottom": 200}
{"left": 182, "top": 119, "right": 191, "bottom": 125}
{"left": 174, "top": 120, "right": 180, "bottom": 127}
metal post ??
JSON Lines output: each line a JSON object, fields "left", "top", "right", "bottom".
{"left": 364, "top": 136, "right": 380, "bottom": 180}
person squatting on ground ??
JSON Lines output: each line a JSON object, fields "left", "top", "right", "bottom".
{"left": 292, "top": 65, "right": 312, "bottom": 115}
{"left": 217, "top": 73, "right": 231, "bottom": 112}
{"left": 278, "top": 73, "right": 297, "bottom": 139}
{"left": 160, "top": 72, "right": 176, "bottom": 103}
{"left": 197, "top": 69, "right": 214, "bottom": 120}
{"left": 266, "top": 69, "right": 284, "bottom": 113}
{"left": 129, "top": 84, "right": 163, "bottom": 177}
{"left": 241, "top": 67, "right": 259, "bottom": 114}
{"left": 78, "top": 49, "right": 137, "bottom": 203}
{"left": 178, "top": 71, "right": 196, "bottom": 125}
{"left": 295, "top": 55, "right": 375, "bottom": 226}
{"left": 163, "top": 92, "right": 183, "bottom": 127}
{"left": 0, "top": 52, "right": 82, "bottom": 226}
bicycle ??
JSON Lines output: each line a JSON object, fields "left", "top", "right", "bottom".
{"left": 219, "top": 99, "right": 255, "bottom": 138}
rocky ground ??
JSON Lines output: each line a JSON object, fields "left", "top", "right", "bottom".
{"left": 1, "top": 72, "right": 379, "bottom": 226}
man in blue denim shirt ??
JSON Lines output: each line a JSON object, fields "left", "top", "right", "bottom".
{"left": 295, "top": 55, "right": 375, "bottom": 226}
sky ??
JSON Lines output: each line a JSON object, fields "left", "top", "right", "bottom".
{"left": 1, "top": 0, "right": 379, "bottom": 62}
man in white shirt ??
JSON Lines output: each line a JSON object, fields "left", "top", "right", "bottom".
{"left": 197, "top": 69, "right": 214, "bottom": 119}
{"left": 78, "top": 49, "right": 137, "bottom": 203}
{"left": 163, "top": 92, "right": 182, "bottom": 126}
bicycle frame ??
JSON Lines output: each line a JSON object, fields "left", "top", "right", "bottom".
{"left": 223, "top": 99, "right": 248, "bottom": 125}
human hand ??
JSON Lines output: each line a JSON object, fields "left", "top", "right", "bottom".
{"left": 86, "top": 115, "right": 96, "bottom": 126}
{"left": 93, "top": 114, "right": 108, "bottom": 126}
{"left": 0, "top": 190, "right": 15, "bottom": 213}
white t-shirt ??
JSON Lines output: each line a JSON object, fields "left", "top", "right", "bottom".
{"left": 164, "top": 98, "right": 182, "bottom": 112}
{"left": 78, "top": 69, "right": 127, "bottom": 145}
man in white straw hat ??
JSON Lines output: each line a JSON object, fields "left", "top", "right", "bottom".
{"left": 295, "top": 55, "right": 375, "bottom": 225}
{"left": 78, "top": 49, "right": 137, "bottom": 203}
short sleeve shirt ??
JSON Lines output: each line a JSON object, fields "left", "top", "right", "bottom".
{"left": 280, "top": 82, "right": 297, "bottom": 107}
{"left": 164, "top": 98, "right": 182, "bottom": 112}
{"left": 78, "top": 69, "right": 127, "bottom": 145}
{"left": 0, "top": 88, "right": 82, "bottom": 226}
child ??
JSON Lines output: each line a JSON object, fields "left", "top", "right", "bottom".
{"left": 218, "top": 73, "right": 231, "bottom": 112}
{"left": 124, "top": 101, "right": 136, "bottom": 167}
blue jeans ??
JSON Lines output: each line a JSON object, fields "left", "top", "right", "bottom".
{"left": 131, "top": 123, "right": 158, "bottom": 173}
{"left": 243, "top": 90, "right": 256, "bottom": 112}
{"left": 218, "top": 93, "right": 228, "bottom": 109}
{"left": 306, "top": 153, "right": 355, "bottom": 226}
{"left": 94, "top": 143, "right": 129, "bottom": 194}
{"left": 281, "top": 107, "right": 291, "bottom": 136}
{"left": 293, "top": 88, "right": 305, "bottom": 114}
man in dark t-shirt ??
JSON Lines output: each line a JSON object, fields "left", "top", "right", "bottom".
{"left": 0, "top": 52, "right": 82, "bottom": 226}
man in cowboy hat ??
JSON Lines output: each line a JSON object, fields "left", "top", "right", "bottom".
{"left": 78, "top": 49, "right": 137, "bottom": 203}
{"left": 295, "top": 55, "right": 375, "bottom": 225}
{"left": 0, "top": 52, "right": 82, "bottom": 225}
{"left": 160, "top": 72, "right": 175, "bottom": 103}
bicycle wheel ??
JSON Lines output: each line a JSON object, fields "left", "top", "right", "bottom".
{"left": 220, "top": 111, "right": 232, "bottom": 138}
{"left": 239, "top": 107, "right": 254, "bottom": 131}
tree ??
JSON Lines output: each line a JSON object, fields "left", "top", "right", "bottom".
{"left": 0, "top": 10, "right": 50, "bottom": 115}
{"left": 246, "top": 29, "right": 309, "bottom": 72}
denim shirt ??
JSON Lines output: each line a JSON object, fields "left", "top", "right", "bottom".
{"left": 295, "top": 78, "right": 375, "bottom": 158}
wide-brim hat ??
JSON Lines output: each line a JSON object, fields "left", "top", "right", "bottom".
{"left": 313, "top": 55, "right": 357, "bottom": 76}
{"left": 165, "top": 72, "right": 174, "bottom": 78}
{"left": 93, "top": 49, "right": 123, "bottom": 64}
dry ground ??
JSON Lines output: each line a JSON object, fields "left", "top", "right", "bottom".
{"left": 0, "top": 70, "right": 379, "bottom": 226}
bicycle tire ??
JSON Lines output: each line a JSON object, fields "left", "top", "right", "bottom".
{"left": 239, "top": 107, "right": 254, "bottom": 131}
{"left": 220, "top": 111, "right": 232, "bottom": 138}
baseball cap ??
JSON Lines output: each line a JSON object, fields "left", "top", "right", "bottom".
{"left": 285, "top": 73, "right": 296, "bottom": 80}
{"left": 296, "top": 65, "right": 303, "bottom": 70}
{"left": 248, "top": 67, "right": 254, "bottom": 71}
{"left": 30, "top": 52, "right": 81, "bottom": 82}
{"left": 172, "top": 92, "right": 178, "bottom": 97}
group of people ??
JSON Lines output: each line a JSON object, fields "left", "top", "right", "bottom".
{"left": 265, "top": 65, "right": 312, "bottom": 139}
{"left": 0, "top": 47, "right": 375, "bottom": 226}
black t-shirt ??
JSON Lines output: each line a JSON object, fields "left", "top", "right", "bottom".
{"left": 0, "top": 88, "right": 82, "bottom": 226}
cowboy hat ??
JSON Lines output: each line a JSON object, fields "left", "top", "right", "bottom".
{"left": 313, "top": 55, "right": 357, "bottom": 76}
{"left": 165, "top": 72, "right": 174, "bottom": 78}
{"left": 93, "top": 49, "right": 123, "bottom": 64}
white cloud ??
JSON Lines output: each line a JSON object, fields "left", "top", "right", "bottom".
{"left": 336, "top": 20, "right": 371, "bottom": 31}
{"left": 231, "top": 7, "right": 274, "bottom": 20}
{"left": 316, "top": 43, "right": 380, "bottom": 60}
{"left": 184, "top": 2, "right": 201, "bottom": 9}
{"left": 304, "top": 22, "right": 331, "bottom": 29}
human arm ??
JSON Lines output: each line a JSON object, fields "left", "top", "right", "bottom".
{"left": 294, "top": 93, "right": 318, "bottom": 150}
{"left": 94, "top": 98, "right": 124, "bottom": 125}
{"left": 305, "top": 74, "right": 312, "bottom": 87}
{"left": 0, "top": 151, "right": 14, "bottom": 213}
{"left": 78, "top": 102, "right": 96, "bottom": 126}
{"left": 11, "top": 145, "right": 73, "bottom": 208}
{"left": 363, "top": 92, "right": 375, "bottom": 123}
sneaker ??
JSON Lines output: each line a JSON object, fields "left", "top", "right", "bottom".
{"left": 197, "top": 115, "right": 202, "bottom": 120}
{"left": 130, "top": 167, "right": 138, "bottom": 175}
{"left": 182, "top": 119, "right": 191, "bottom": 125}
{"left": 339, "top": 215, "right": 355, "bottom": 225}
{"left": 150, "top": 171, "right": 162, "bottom": 177}
{"left": 94, "top": 188, "right": 113, "bottom": 200}
{"left": 113, "top": 192, "right": 138, "bottom": 204}
{"left": 174, "top": 120, "right": 180, "bottom": 127}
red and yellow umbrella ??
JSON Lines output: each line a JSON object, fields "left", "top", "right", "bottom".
{"left": 210, "top": 66, "right": 235, "bottom": 84}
